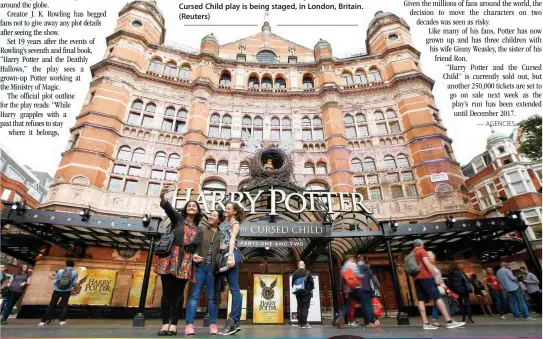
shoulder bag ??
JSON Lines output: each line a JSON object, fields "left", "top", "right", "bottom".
{"left": 154, "top": 219, "right": 183, "bottom": 256}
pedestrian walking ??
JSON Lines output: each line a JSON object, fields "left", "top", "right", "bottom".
{"left": 427, "top": 251, "right": 453, "bottom": 327}
{"left": 184, "top": 209, "right": 223, "bottom": 336}
{"left": 519, "top": 267, "right": 541, "bottom": 314}
{"left": 336, "top": 255, "right": 365, "bottom": 328}
{"left": 155, "top": 184, "right": 203, "bottom": 336}
{"left": 0, "top": 265, "right": 13, "bottom": 313}
{"left": 496, "top": 262, "right": 532, "bottom": 320}
{"left": 356, "top": 257, "right": 379, "bottom": 328}
{"left": 447, "top": 266, "right": 474, "bottom": 323}
{"left": 407, "top": 239, "right": 464, "bottom": 330}
{"left": 339, "top": 276, "right": 358, "bottom": 326}
{"left": 38, "top": 260, "right": 77, "bottom": 326}
{"left": 471, "top": 274, "right": 494, "bottom": 316}
{"left": 291, "top": 261, "right": 314, "bottom": 329}
{"left": 1, "top": 264, "right": 31, "bottom": 324}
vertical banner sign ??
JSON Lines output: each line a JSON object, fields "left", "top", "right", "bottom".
{"left": 69, "top": 268, "right": 118, "bottom": 305}
{"left": 253, "top": 274, "right": 283, "bottom": 324}
{"left": 127, "top": 271, "right": 158, "bottom": 307}
{"left": 227, "top": 289, "right": 248, "bottom": 321}
{"left": 289, "top": 274, "right": 322, "bottom": 324}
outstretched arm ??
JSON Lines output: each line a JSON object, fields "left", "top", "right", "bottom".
{"left": 160, "top": 184, "right": 182, "bottom": 226}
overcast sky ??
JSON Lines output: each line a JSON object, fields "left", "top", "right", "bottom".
{"left": 0, "top": 0, "right": 539, "bottom": 175}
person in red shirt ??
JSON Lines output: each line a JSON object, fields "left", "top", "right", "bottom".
{"left": 412, "top": 239, "right": 465, "bottom": 330}
{"left": 483, "top": 267, "right": 508, "bottom": 319}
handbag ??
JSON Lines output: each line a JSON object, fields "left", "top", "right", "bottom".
{"left": 154, "top": 219, "right": 184, "bottom": 256}
{"left": 372, "top": 297, "right": 383, "bottom": 318}
{"left": 438, "top": 285, "right": 447, "bottom": 296}
{"left": 0, "top": 286, "right": 10, "bottom": 298}
{"left": 462, "top": 272, "right": 474, "bottom": 293}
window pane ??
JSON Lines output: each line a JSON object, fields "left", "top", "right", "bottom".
{"left": 353, "top": 177, "right": 365, "bottom": 185}
{"left": 132, "top": 149, "right": 146, "bottom": 163}
{"left": 248, "top": 77, "right": 259, "bottom": 88}
{"left": 316, "top": 163, "right": 327, "bottom": 174}
{"left": 377, "top": 123, "right": 388, "bottom": 135}
{"left": 302, "top": 118, "right": 311, "bottom": 127}
{"left": 313, "top": 117, "right": 322, "bottom": 126}
{"left": 128, "top": 113, "right": 141, "bottom": 125}
{"left": 118, "top": 147, "right": 131, "bottom": 161}
{"left": 358, "top": 125, "right": 369, "bottom": 137}
{"left": 124, "top": 180, "right": 138, "bottom": 193}
{"left": 254, "top": 117, "right": 263, "bottom": 126}
{"left": 402, "top": 171, "right": 414, "bottom": 181}
{"left": 151, "top": 170, "right": 164, "bottom": 180}
{"left": 283, "top": 129, "right": 292, "bottom": 139}
{"left": 1, "top": 189, "right": 12, "bottom": 200}
{"left": 346, "top": 127, "right": 357, "bottom": 138}
{"left": 149, "top": 61, "right": 162, "bottom": 73}
{"left": 165, "top": 172, "right": 177, "bottom": 181}
{"left": 508, "top": 171, "right": 522, "bottom": 182}
{"left": 145, "top": 104, "right": 156, "bottom": 113}
{"left": 209, "top": 126, "right": 219, "bottom": 137}
{"left": 177, "top": 109, "right": 187, "bottom": 119}
{"left": 222, "top": 115, "right": 232, "bottom": 124}
{"left": 113, "top": 164, "right": 126, "bottom": 175}
{"left": 397, "top": 155, "right": 409, "bottom": 168}
{"left": 390, "top": 122, "right": 401, "bottom": 133}
{"left": 512, "top": 182, "right": 527, "bottom": 194}
{"left": 363, "top": 158, "right": 376, "bottom": 172}
{"left": 405, "top": 184, "right": 417, "bottom": 197}
{"left": 367, "top": 175, "right": 379, "bottom": 184}
{"left": 242, "top": 116, "right": 252, "bottom": 125}
{"left": 164, "top": 107, "right": 175, "bottom": 116}
{"left": 179, "top": 68, "right": 191, "bottom": 80}
{"left": 304, "top": 164, "right": 315, "bottom": 175}
{"left": 108, "top": 178, "right": 122, "bottom": 191}
{"left": 355, "top": 73, "right": 367, "bottom": 84}
{"left": 261, "top": 78, "right": 273, "bottom": 88}
{"left": 302, "top": 78, "right": 313, "bottom": 88}
{"left": 132, "top": 100, "right": 143, "bottom": 110}
{"left": 217, "top": 162, "right": 228, "bottom": 173}
{"left": 142, "top": 115, "right": 153, "bottom": 127}
{"left": 220, "top": 75, "right": 231, "bottom": 85}
{"left": 240, "top": 163, "right": 249, "bottom": 174}
{"left": 164, "top": 64, "right": 177, "bottom": 76}
{"left": 211, "top": 114, "right": 221, "bottom": 123}
{"left": 303, "top": 129, "right": 312, "bottom": 140}
{"left": 168, "top": 155, "right": 180, "bottom": 168}
{"left": 147, "top": 183, "right": 161, "bottom": 196}
{"left": 271, "top": 117, "right": 280, "bottom": 126}
{"left": 369, "top": 187, "right": 382, "bottom": 200}
{"left": 391, "top": 186, "right": 404, "bottom": 198}
{"left": 205, "top": 161, "right": 216, "bottom": 172}
{"left": 254, "top": 129, "right": 263, "bottom": 140}
{"left": 162, "top": 119, "right": 173, "bottom": 131}
{"left": 154, "top": 152, "right": 166, "bottom": 166}
{"left": 271, "top": 130, "right": 280, "bottom": 141}
{"left": 313, "top": 128, "right": 324, "bottom": 140}
{"left": 344, "top": 115, "right": 354, "bottom": 124}
{"left": 256, "top": 51, "right": 276, "bottom": 63}
{"left": 175, "top": 121, "right": 186, "bottom": 133}
{"left": 387, "top": 173, "right": 399, "bottom": 183}
{"left": 128, "top": 167, "right": 141, "bottom": 176}
{"left": 221, "top": 127, "right": 231, "bottom": 139}
{"left": 384, "top": 156, "right": 396, "bottom": 170}
{"left": 13, "top": 193, "right": 21, "bottom": 202}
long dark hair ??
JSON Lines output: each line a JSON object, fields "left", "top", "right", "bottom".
{"left": 181, "top": 200, "right": 203, "bottom": 225}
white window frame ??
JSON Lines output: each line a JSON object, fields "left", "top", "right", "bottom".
{"left": 1, "top": 189, "right": 12, "bottom": 200}
{"left": 5, "top": 166, "right": 25, "bottom": 184}
{"left": 503, "top": 169, "right": 533, "bottom": 196}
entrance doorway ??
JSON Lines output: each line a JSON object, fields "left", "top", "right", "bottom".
{"left": 372, "top": 267, "right": 398, "bottom": 311}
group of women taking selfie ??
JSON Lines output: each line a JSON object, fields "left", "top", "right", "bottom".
{"left": 154, "top": 184, "right": 244, "bottom": 336}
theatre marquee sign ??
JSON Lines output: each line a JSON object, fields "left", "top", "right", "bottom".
{"left": 178, "top": 188, "right": 370, "bottom": 215}
{"left": 240, "top": 222, "right": 328, "bottom": 238}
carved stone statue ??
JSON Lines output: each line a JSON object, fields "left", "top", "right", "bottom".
{"left": 264, "top": 159, "right": 275, "bottom": 171}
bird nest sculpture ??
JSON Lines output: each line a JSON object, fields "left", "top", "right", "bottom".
{"left": 239, "top": 147, "right": 295, "bottom": 191}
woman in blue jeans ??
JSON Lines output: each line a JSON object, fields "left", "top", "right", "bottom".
{"left": 428, "top": 252, "right": 452, "bottom": 327}
{"left": 218, "top": 202, "right": 244, "bottom": 336}
{"left": 185, "top": 210, "right": 224, "bottom": 335}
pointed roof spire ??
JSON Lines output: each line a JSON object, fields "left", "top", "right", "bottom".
{"left": 262, "top": 11, "right": 271, "bottom": 33}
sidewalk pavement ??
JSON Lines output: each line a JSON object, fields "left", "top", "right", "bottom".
{"left": 0, "top": 315, "right": 541, "bottom": 338}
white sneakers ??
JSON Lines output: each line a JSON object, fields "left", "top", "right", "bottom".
{"left": 37, "top": 321, "right": 66, "bottom": 326}
{"left": 37, "top": 322, "right": 46, "bottom": 326}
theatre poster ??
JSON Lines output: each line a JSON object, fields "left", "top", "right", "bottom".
{"left": 127, "top": 270, "right": 158, "bottom": 307}
{"left": 252, "top": 274, "right": 283, "bottom": 324}
{"left": 69, "top": 268, "right": 118, "bottom": 306}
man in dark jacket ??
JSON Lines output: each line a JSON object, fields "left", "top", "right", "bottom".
{"left": 447, "top": 266, "right": 473, "bottom": 323}
{"left": 357, "top": 257, "right": 379, "bottom": 327}
{"left": 292, "top": 261, "right": 314, "bottom": 329}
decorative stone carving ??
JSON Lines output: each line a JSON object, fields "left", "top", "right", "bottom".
{"left": 53, "top": 175, "right": 65, "bottom": 184}
{"left": 112, "top": 249, "right": 141, "bottom": 261}
{"left": 70, "top": 188, "right": 85, "bottom": 201}
{"left": 435, "top": 183, "right": 454, "bottom": 199}
{"left": 71, "top": 176, "right": 90, "bottom": 186}
{"left": 288, "top": 44, "right": 296, "bottom": 56}
{"left": 239, "top": 43, "right": 246, "bottom": 54}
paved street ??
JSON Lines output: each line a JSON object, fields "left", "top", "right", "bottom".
{"left": 0, "top": 316, "right": 541, "bottom": 338}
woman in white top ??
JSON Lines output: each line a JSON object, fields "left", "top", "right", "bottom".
{"left": 428, "top": 251, "right": 452, "bottom": 327}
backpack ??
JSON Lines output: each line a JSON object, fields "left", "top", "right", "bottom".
{"left": 55, "top": 267, "right": 73, "bottom": 289}
{"left": 404, "top": 251, "right": 421, "bottom": 277}
{"left": 292, "top": 272, "right": 310, "bottom": 295}
{"left": 341, "top": 267, "right": 360, "bottom": 289}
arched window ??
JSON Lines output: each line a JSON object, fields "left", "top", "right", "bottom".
{"left": 301, "top": 116, "right": 324, "bottom": 140}
{"left": 302, "top": 76, "right": 314, "bottom": 89}
{"left": 355, "top": 71, "right": 367, "bottom": 84}
{"left": 164, "top": 62, "right": 177, "bottom": 77}
{"left": 207, "top": 113, "right": 233, "bottom": 139}
{"left": 302, "top": 117, "right": 311, "bottom": 127}
{"left": 304, "top": 162, "right": 315, "bottom": 175}
{"left": 282, "top": 118, "right": 291, "bottom": 127}
{"left": 275, "top": 77, "right": 286, "bottom": 89}
{"left": 306, "top": 181, "right": 329, "bottom": 191}
{"left": 271, "top": 117, "right": 280, "bottom": 126}
{"left": 351, "top": 158, "right": 362, "bottom": 172}
{"left": 341, "top": 72, "right": 354, "bottom": 85}
{"left": 132, "top": 148, "right": 146, "bottom": 163}
{"left": 242, "top": 115, "right": 263, "bottom": 140}
{"left": 202, "top": 180, "right": 227, "bottom": 204}
{"left": 217, "top": 160, "right": 228, "bottom": 173}
{"left": 240, "top": 161, "right": 249, "bottom": 174}
{"left": 356, "top": 113, "right": 366, "bottom": 123}
{"left": 174, "top": 109, "right": 187, "bottom": 133}
{"left": 384, "top": 155, "right": 397, "bottom": 170}
{"left": 271, "top": 116, "right": 292, "bottom": 141}
{"left": 386, "top": 110, "right": 397, "bottom": 119}
{"left": 148, "top": 59, "right": 162, "bottom": 73}
{"left": 179, "top": 65, "right": 191, "bottom": 80}
{"left": 117, "top": 146, "right": 131, "bottom": 160}
{"left": 316, "top": 162, "right": 327, "bottom": 174}
{"left": 313, "top": 117, "right": 322, "bottom": 126}
{"left": 132, "top": 100, "right": 143, "bottom": 110}
{"left": 222, "top": 114, "right": 232, "bottom": 124}
{"left": 164, "top": 106, "right": 175, "bottom": 117}
{"left": 363, "top": 157, "right": 376, "bottom": 172}
{"left": 153, "top": 151, "right": 166, "bottom": 166}
{"left": 219, "top": 72, "right": 231, "bottom": 85}
{"left": 261, "top": 77, "right": 273, "bottom": 89}
{"left": 167, "top": 154, "right": 180, "bottom": 168}
{"left": 205, "top": 159, "right": 217, "bottom": 172}
{"left": 344, "top": 114, "right": 355, "bottom": 124}
{"left": 248, "top": 76, "right": 259, "bottom": 88}
{"left": 374, "top": 111, "right": 384, "bottom": 121}
{"left": 397, "top": 153, "right": 409, "bottom": 168}
{"left": 256, "top": 50, "right": 276, "bottom": 63}
{"left": 368, "top": 69, "right": 382, "bottom": 82}
{"left": 211, "top": 113, "right": 220, "bottom": 123}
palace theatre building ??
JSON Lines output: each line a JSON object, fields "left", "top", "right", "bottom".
{"left": 14, "top": 1, "right": 539, "bottom": 319}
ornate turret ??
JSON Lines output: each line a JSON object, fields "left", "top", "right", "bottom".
{"left": 201, "top": 33, "right": 219, "bottom": 56}
{"left": 366, "top": 11, "right": 413, "bottom": 55}
{"left": 314, "top": 38, "right": 332, "bottom": 61}
{"left": 115, "top": 1, "right": 165, "bottom": 44}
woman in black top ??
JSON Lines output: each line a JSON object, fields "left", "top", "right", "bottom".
{"left": 471, "top": 274, "right": 494, "bottom": 316}
{"left": 1, "top": 264, "right": 31, "bottom": 324}
{"left": 447, "top": 267, "right": 473, "bottom": 323}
